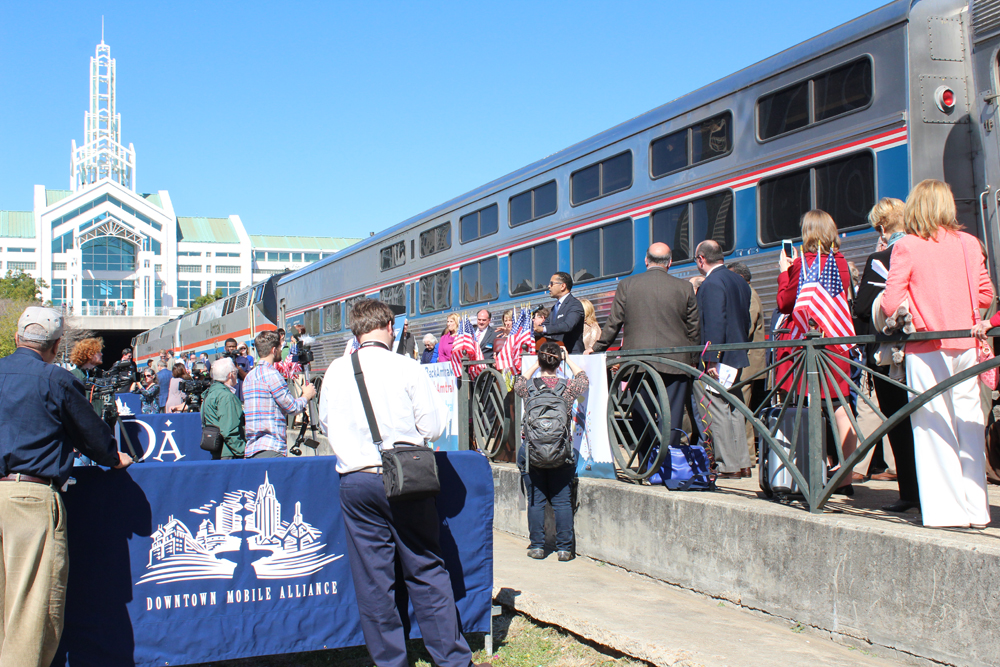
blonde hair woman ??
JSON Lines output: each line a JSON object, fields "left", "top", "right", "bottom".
{"left": 852, "top": 197, "right": 920, "bottom": 512}
{"left": 579, "top": 298, "right": 600, "bottom": 353}
{"left": 436, "top": 313, "right": 461, "bottom": 362}
{"left": 775, "top": 209, "right": 858, "bottom": 493}
{"left": 884, "top": 179, "right": 994, "bottom": 528}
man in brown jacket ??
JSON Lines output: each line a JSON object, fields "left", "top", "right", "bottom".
{"left": 729, "top": 262, "right": 765, "bottom": 466}
{"left": 593, "top": 242, "right": 700, "bottom": 451}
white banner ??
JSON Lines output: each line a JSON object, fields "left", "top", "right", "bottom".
{"left": 421, "top": 362, "right": 460, "bottom": 450}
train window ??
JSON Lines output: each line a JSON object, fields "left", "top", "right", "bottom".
{"left": 572, "top": 218, "right": 633, "bottom": 283}
{"left": 379, "top": 241, "right": 406, "bottom": 271}
{"left": 419, "top": 222, "right": 451, "bottom": 257}
{"left": 814, "top": 152, "right": 875, "bottom": 231}
{"left": 813, "top": 59, "right": 873, "bottom": 122}
{"left": 460, "top": 257, "right": 499, "bottom": 305}
{"left": 323, "top": 302, "right": 342, "bottom": 332}
{"left": 571, "top": 151, "right": 633, "bottom": 206}
{"left": 380, "top": 283, "right": 407, "bottom": 316}
{"left": 651, "top": 203, "right": 691, "bottom": 261}
{"left": 509, "top": 240, "right": 557, "bottom": 296}
{"left": 758, "top": 57, "right": 873, "bottom": 140}
{"left": 758, "top": 151, "right": 874, "bottom": 244}
{"left": 758, "top": 82, "right": 809, "bottom": 140}
{"left": 304, "top": 309, "right": 322, "bottom": 335}
{"left": 651, "top": 113, "right": 732, "bottom": 179}
{"left": 460, "top": 204, "right": 499, "bottom": 244}
{"left": 419, "top": 270, "right": 452, "bottom": 313}
{"left": 692, "top": 191, "right": 735, "bottom": 255}
{"left": 509, "top": 181, "right": 558, "bottom": 227}
{"left": 650, "top": 129, "right": 687, "bottom": 177}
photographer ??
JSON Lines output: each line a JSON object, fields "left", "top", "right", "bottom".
{"left": 130, "top": 364, "right": 161, "bottom": 414}
{"left": 318, "top": 299, "right": 482, "bottom": 667}
{"left": 69, "top": 337, "right": 105, "bottom": 415}
{"left": 0, "top": 307, "right": 132, "bottom": 666}
{"left": 165, "top": 363, "right": 188, "bottom": 413}
{"left": 202, "top": 358, "right": 246, "bottom": 459}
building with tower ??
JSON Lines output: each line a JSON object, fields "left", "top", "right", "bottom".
{"left": 0, "top": 36, "right": 358, "bottom": 330}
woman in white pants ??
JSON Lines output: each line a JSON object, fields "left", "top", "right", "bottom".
{"left": 882, "top": 179, "right": 994, "bottom": 528}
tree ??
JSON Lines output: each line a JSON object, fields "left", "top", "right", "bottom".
{"left": 187, "top": 289, "right": 224, "bottom": 313}
{"left": 0, "top": 270, "right": 47, "bottom": 302}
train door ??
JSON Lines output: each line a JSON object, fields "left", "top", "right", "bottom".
{"left": 970, "top": 2, "right": 1000, "bottom": 276}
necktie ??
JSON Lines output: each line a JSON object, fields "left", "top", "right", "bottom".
{"left": 551, "top": 300, "right": 560, "bottom": 320}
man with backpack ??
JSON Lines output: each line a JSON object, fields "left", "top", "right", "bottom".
{"left": 514, "top": 342, "right": 589, "bottom": 561}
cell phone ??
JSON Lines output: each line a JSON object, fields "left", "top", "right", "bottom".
{"left": 782, "top": 239, "right": 794, "bottom": 258}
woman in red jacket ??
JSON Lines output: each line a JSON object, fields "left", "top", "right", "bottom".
{"left": 884, "top": 179, "right": 993, "bottom": 528}
{"left": 775, "top": 210, "right": 858, "bottom": 490}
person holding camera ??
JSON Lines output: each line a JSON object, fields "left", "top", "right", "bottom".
{"left": 202, "top": 358, "right": 246, "bottom": 459}
{"left": 0, "top": 307, "right": 133, "bottom": 667}
{"left": 131, "top": 364, "right": 161, "bottom": 414}
{"left": 243, "top": 330, "right": 315, "bottom": 458}
{"left": 165, "top": 363, "right": 189, "bottom": 413}
{"left": 318, "top": 299, "right": 485, "bottom": 667}
{"left": 223, "top": 338, "right": 250, "bottom": 399}
{"left": 69, "top": 337, "right": 106, "bottom": 415}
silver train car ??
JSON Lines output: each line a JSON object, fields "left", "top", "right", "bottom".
{"left": 139, "top": 0, "right": 1000, "bottom": 374}
{"left": 132, "top": 276, "right": 281, "bottom": 365}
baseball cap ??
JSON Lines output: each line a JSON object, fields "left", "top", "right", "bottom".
{"left": 17, "top": 306, "right": 64, "bottom": 343}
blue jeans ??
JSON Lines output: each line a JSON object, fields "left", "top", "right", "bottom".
{"left": 519, "top": 447, "right": 575, "bottom": 552}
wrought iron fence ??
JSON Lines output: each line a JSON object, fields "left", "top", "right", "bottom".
{"left": 460, "top": 329, "right": 1000, "bottom": 513}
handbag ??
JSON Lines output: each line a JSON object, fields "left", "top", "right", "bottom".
{"left": 200, "top": 424, "right": 223, "bottom": 454}
{"left": 351, "top": 351, "right": 440, "bottom": 502}
{"left": 961, "top": 240, "right": 998, "bottom": 390}
{"left": 646, "top": 429, "right": 716, "bottom": 491}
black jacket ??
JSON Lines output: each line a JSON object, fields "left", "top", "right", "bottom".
{"left": 540, "top": 293, "right": 586, "bottom": 354}
{"left": 697, "top": 265, "right": 752, "bottom": 368}
{"left": 853, "top": 247, "right": 893, "bottom": 366}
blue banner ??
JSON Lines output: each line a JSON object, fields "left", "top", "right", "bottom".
{"left": 119, "top": 413, "right": 207, "bottom": 462}
{"left": 55, "top": 453, "right": 493, "bottom": 666}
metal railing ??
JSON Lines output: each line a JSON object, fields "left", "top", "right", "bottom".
{"left": 460, "top": 329, "right": 1000, "bottom": 513}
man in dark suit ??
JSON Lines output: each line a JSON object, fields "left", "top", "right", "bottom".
{"left": 593, "top": 242, "right": 700, "bottom": 451}
{"left": 474, "top": 309, "right": 497, "bottom": 362}
{"left": 693, "top": 240, "right": 752, "bottom": 479}
{"left": 535, "top": 272, "right": 585, "bottom": 354}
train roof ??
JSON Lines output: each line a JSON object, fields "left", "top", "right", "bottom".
{"left": 280, "top": 0, "right": 911, "bottom": 286}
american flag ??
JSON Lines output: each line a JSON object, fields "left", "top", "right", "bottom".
{"left": 790, "top": 252, "right": 855, "bottom": 355}
{"left": 496, "top": 307, "right": 535, "bottom": 373}
{"left": 450, "top": 315, "right": 484, "bottom": 379}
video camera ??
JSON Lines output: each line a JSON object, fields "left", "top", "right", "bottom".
{"left": 104, "top": 359, "right": 137, "bottom": 393}
{"left": 180, "top": 362, "right": 212, "bottom": 411}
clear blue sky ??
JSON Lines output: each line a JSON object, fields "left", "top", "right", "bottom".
{"left": 0, "top": 1, "right": 887, "bottom": 240}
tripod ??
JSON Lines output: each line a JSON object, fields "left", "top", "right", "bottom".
{"left": 290, "top": 352, "right": 321, "bottom": 456}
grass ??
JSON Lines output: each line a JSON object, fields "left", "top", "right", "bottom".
{"left": 189, "top": 610, "right": 645, "bottom": 667}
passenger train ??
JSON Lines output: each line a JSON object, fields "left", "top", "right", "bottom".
{"left": 136, "top": 0, "right": 1000, "bottom": 375}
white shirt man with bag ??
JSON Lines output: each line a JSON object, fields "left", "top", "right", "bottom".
{"left": 318, "top": 299, "right": 488, "bottom": 667}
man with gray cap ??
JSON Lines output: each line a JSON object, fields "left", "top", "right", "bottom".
{"left": 0, "top": 306, "right": 132, "bottom": 667}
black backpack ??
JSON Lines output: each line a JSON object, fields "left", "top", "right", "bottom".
{"left": 523, "top": 377, "right": 574, "bottom": 469}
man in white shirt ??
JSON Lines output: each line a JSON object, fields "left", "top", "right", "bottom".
{"left": 474, "top": 309, "right": 496, "bottom": 362}
{"left": 319, "top": 299, "right": 486, "bottom": 667}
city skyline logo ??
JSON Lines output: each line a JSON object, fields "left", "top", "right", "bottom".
{"left": 138, "top": 472, "right": 341, "bottom": 585}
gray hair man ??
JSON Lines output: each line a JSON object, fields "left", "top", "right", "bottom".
{"left": 201, "top": 357, "right": 246, "bottom": 459}
{"left": 0, "top": 306, "right": 131, "bottom": 666}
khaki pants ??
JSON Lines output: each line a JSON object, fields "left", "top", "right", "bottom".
{"left": 0, "top": 481, "right": 69, "bottom": 667}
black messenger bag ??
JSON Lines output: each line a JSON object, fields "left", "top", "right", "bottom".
{"left": 351, "top": 351, "right": 440, "bottom": 502}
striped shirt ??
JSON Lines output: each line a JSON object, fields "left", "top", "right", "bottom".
{"left": 243, "top": 361, "right": 308, "bottom": 457}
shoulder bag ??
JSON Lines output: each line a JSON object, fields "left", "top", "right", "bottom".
{"left": 351, "top": 351, "right": 440, "bottom": 502}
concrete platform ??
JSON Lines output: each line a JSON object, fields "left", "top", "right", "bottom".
{"left": 492, "top": 463, "right": 1000, "bottom": 667}
{"left": 493, "top": 530, "right": 905, "bottom": 667}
